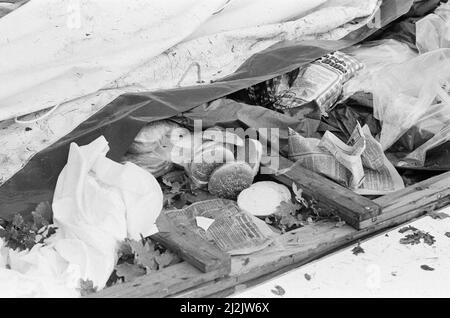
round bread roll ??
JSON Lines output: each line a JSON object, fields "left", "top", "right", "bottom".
{"left": 129, "top": 120, "right": 180, "bottom": 154}
{"left": 250, "top": 181, "right": 291, "bottom": 202}
{"left": 189, "top": 142, "right": 235, "bottom": 184}
{"left": 237, "top": 181, "right": 292, "bottom": 216}
{"left": 208, "top": 161, "right": 254, "bottom": 199}
{"left": 122, "top": 152, "right": 173, "bottom": 178}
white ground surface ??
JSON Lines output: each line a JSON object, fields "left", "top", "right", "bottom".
{"left": 232, "top": 206, "right": 450, "bottom": 298}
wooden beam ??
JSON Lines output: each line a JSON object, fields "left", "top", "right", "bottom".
{"left": 151, "top": 225, "right": 231, "bottom": 273}
{"left": 93, "top": 170, "right": 450, "bottom": 298}
{"left": 360, "top": 171, "right": 450, "bottom": 228}
{"left": 265, "top": 156, "right": 381, "bottom": 229}
{"left": 172, "top": 173, "right": 450, "bottom": 298}
{"left": 90, "top": 262, "right": 230, "bottom": 298}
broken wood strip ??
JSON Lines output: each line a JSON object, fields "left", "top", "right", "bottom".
{"left": 172, "top": 173, "right": 450, "bottom": 298}
{"left": 359, "top": 171, "right": 450, "bottom": 229}
{"left": 93, "top": 170, "right": 450, "bottom": 298}
{"left": 90, "top": 261, "right": 230, "bottom": 298}
{"left": 151, "top": 225, "right": 231, "bottom": 273}
{"left": 264, "top": 155, "right": 381, "bottom": 228}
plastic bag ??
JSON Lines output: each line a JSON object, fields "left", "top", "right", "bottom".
{"left": 345, "top": 49, "right": 450, "bottom": 151}
{"left": 343, "top": 39, "right": 417, "bottom": 99}
{"left": 416, "top": 2, "right": 450, "bottom": 54}
{"left": 52, "top": 136, "right": 163, "bottom": 288}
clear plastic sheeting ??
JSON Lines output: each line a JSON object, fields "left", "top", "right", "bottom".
{"left": 344, "top": 48, "right": 450, "bottom": 151}
{"left": 416, "top": 1, "right": 450, "bottom": 54}
{"left": 343, "top": 39, "right": 418, "bottom": 99}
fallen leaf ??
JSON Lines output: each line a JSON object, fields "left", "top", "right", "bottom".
{"left": 420, "top": 265, "right": 435, "bottom": 271}
{"left": 399, "top": 228, "right": 435, "bottom": 246}
{"left": 399, "top": 226, "right": 418, "bottom": 234}
{"left": 128, "top": 239, "right": 159, "bottom": 272}
{"left": 275, "top": 201, "right": 303, "bottom": 232}
{"left": 304, "top": 273, "right": 311, "bottom": 281}
{"left": 115, "top": 263, "right": 146, "bottom": 282}
{"left": 155, "top": 252, "right": 175, "bottom": 269}
{"left": 161, "top": 170, "right": 186, "bottom": 187}
{"left": 428, "top": 211, "right": 450, "bottom": 220}
{"left": 78, "top": 279, "right": 97, "bottom": 296}
{"left": 271, "top": 285, "right": 286, "bottom": 296}
{"left": 352, "top": 244, "right": 365, "bottom": 255}
{"left": 242, "top": 258, "right": 250, "bottom": 266}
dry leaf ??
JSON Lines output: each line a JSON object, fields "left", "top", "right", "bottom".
{"left": 271, "top": 285, "right": 286, "bottom": 296}
{"left": 428, "top": 211, "right": 450, "bottom": 220}
{"left": 155, "top": 252, "right": 175, "bottom": 269}
{"left": 129, "top": 239, "right": 159, "bottom": 272}
{"left": 78, "top": 279, "right": 98, "bottom": 296}
{"left": 399, "top": 227, "right": 435, "bottom": 246}
{"left": 115, "top": 263, "right": 146, "bottom": 282}
{"left": 352, "top": 244, "right": 365, "bottom": 255}
{"left": 420, "top": 265, "right": 435, "bottom": 271}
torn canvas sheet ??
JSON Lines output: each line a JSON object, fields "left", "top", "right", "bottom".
{"left": 185, "top": 0, "right": 328, "bottom": 40}
{"left": 0, "top": 0, "right": 381, "bottom": 190}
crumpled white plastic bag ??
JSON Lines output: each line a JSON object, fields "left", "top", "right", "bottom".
{"left": 0, "top": 136, "right": 164, "bottom": 296}
{"left": 53, "top": 136, "right": 163, "bottom": 241}
{"left": 0, "top": 267, "right": 80, "bottom": 298}
{"left": 1, "top": 239, "right": 81, "bottom": 298}
{"left": 52, "top": 135, "right": 163, "bottom": 288}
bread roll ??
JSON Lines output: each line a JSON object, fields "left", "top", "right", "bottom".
{"left": 189, "top": 142, "right": 235, "bottom": 185}
{"left": 250, "top": 181, "right": 291, "bottom": 202}
{"left": 122, "top": 152, "right": 173, "bottom": 178}
{"left": 129, "top": 120, "right": 180, "bottom": 154}
{"left": 237, "top": 181, "right": 291, "bottom": 216}
{"left": 208, "top": 161, "right": 254, "bottom": 199}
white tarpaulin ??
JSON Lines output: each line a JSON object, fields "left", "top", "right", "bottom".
{"left": 0, "top": 0, "right": 380, "bottom": 186}
{"left": 0, "top": 0, "right": 229, "bottom": 121}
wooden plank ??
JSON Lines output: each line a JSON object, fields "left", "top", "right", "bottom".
{"left": 90, "top": 261, "right": 230, "bottom": 298}
{"left": 264, "top": 155, "right": 381, "bottom": 229}
{"left": 94, "top": 171, "right": 450, "bottom": 298}
{"left": 359, "top": 171, "right": 450, "bottom": 229}
{"left": 151, "top": 225, "right": 231, "bottom": 273}
{"left": 172, "top": 173, "right": 450, "bottom": 298}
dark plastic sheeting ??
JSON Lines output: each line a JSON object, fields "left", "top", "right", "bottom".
{"left": 0, "top": 0, "right": 415, "bottom": 220}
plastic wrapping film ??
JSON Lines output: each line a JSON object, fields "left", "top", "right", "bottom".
{"left": 365, "top": 0, "right": 445, "bottom": 49}
{"left": 0, "top": 0, "right": 414, "bottom": 220}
